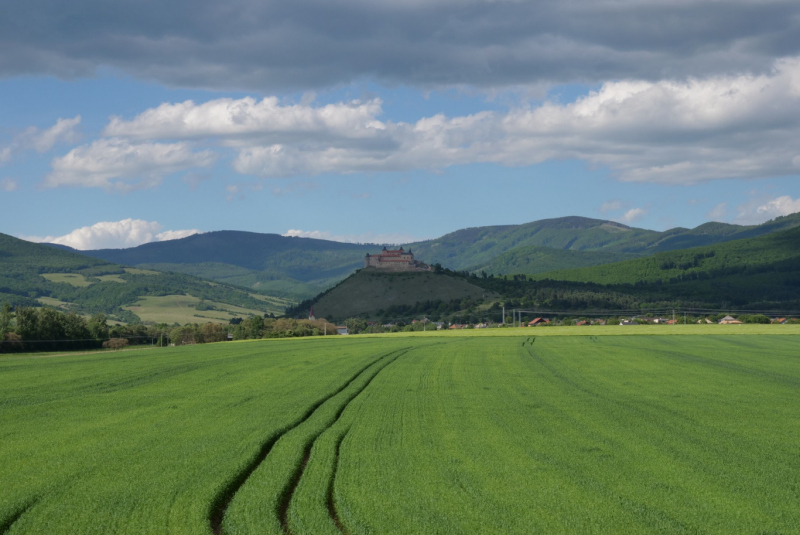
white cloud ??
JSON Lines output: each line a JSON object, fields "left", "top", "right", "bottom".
{"left": 284, "top": 229, "right": 421, "bottom": 245}
{"left": 706, "top": 202, "right": 727, "bottom": 221}
{"left": 30, "top": 116, "right": 82, "bottom": 153}
{"left": 22, "top": 219, "right": 201, "bottom": 250}
{"left": 599, "top": 200, "right": 624, "bottom": 214}
{"left": 104, "top": 97, "right": 385, "bottom": 141}
{"left": 0, "top": 116, "right": 81, "bottom": 164}
{"left": 44, "top": 138, "right": 217, "bottom": 192}
{"left": 618, "top": 208, "right": 647, "bottom": 224}
{"left": 155, "top": 229, "right": 201, "bottom": 242}
{"left": 736, "top": 195, "right": 800, "bottom": 224}
{"left": 0, "top": 177, "right": 18, "bottom": 192}
{"left": 92, "top": 57, "right": 800, "bottom": 185}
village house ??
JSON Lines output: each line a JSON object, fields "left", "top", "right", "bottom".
{"left": 528, "top": 318, "right": 550, "bottom": 326}
{"left": 719, "top": 315, "right": 742, "bottom": 325}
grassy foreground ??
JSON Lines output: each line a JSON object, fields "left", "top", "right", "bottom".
{"left": 1, "top": 333, "right": 799, "bottom": 534}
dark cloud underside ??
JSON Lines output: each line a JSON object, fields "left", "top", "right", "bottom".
{"left": 3, "top": 0, "right": 800, "bottom": 91}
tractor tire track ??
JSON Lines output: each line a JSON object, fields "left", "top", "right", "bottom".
{"left": 0, "top": 500, "right": 36, "bottom": 535}
{"left": 326, "top": 429, "right": 349, "bottom": 534}
{"left": 278, "top": 350, "right": 406, "bottom": 534}
{"left": 209, "top": 348, "right": 406, "bottom": 535}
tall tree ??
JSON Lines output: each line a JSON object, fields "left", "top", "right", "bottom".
{"left": 15, "top": 307, "right": 39, "bottom": 340}
{"left": 0, "top": 302, "right": 12, "bottom": 340}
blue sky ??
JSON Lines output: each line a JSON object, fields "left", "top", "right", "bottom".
{"left": 2, "top": 0, "right": 800, "bottom": 249}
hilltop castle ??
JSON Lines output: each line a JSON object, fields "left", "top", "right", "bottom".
{"left": 364, "top": 247, "right": 431, "bottom": 271}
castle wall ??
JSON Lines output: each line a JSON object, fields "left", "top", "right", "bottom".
{"left": 364, "top": 249, "right": 430, "bottom": 271}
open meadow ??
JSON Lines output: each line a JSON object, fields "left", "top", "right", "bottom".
{"left": 1, "top": 330, "right": 799, "bottom": 534}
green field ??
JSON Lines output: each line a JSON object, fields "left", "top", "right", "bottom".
{"left": 123, "top": 295, "right": 277, "bottom": 324}
{"left": 40, "top": 272, "right": 92, "bottom": 287}
{"left": 1, "top": 333, "right": 799, "bottom": 534}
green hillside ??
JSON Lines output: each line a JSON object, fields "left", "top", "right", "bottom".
{"left": 134, "top": 262, "right": 321, "bottom": 300}
{"left": 293, "top": 269, "right": 498, "bottom": 321}
{"left": 78, "top": 231, "right": 374, "bottom": 300}
{"left": 409, "top": 213, "right": 800, "bottom": 270}
{"left": 331, "top": 226, "right": 800, "bottom": 320}
{"left": 530, "top": 224, "right": 800, "bottom": 287}
{"left": 469, "top": 245, "right": 639, "bottom": 276}
{"left": 0, "top": 233, "right": 282, "bottom": 322}
{"left": 70, "top": 215, "right": 800, "bottom": 299}
{"left": 457, "top": 224, "right": 800, "bottom": 310}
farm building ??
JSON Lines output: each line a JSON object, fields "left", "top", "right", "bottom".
{"left": 528, "top": 318, "right": 550, "bottom": 326}
{"left": 719, "top": 315, "right": 742, "bottom": 324}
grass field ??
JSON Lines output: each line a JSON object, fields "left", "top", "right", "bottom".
{"left": 40, "top": 272, "right": 91, "bottom": 287}
{"left": 96, "top": 274, "right": 127, "bottom": 283}
{"left": 123, "top": 295, "right": 274, "bottom": 324}
{"left": 35, "top": 296, "right": 73, "bottom": 308}
{"left": 1, "top": 333, "right": 799, "bottom": 534}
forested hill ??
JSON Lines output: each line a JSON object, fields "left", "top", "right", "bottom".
{"left": 407, "top": 213, "right": 800, "bottom": 271}
{"left": 79, "top": 231, "right": 373, "bottom": 271}
{"left": 467, "top": 245, "right": 640, "bottom": 276}
{"left": 0, "top": 233, "right": 281, "bottom": 322}
{"left": 72, "top": 231, "right": 375, "bottom": 300}
{"left": 530, "top": 224, "right": 800, "bottom": 287}
{"left": 66, "top": 213, "right": 800, "bottom": 300}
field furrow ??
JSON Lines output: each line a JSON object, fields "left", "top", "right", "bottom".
{"left": 220, "top": 347, "right": 411, "bottom": 535}
{"left": 209, "top": 349, "right": 401, "bottom": 534}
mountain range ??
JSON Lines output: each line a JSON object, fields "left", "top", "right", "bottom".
{"left": 5, "top": 211, "right": 800, "bottom": 324}
{"left": 0, "top": 233, "right": 283, "bottom": 324}
{"left": 62, "top": 213, "right": 800, "bottom": 301}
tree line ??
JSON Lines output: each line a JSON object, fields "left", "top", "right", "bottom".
{"left": 0, "top": 303, "right": 340, "bottom": 353}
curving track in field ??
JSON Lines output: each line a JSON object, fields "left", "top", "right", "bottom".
{"left": 210, "top": 348, "right": 407, "bottom": 535}
{"left": 0, "top": 500, "right": 36, "bottom": 535}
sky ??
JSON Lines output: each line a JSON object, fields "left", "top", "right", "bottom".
{"left": 2, "top": 0, "right": 800, "bottom": 250}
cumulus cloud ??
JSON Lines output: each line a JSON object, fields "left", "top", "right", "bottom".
{"left": 2, "top": 0, "right": 800, "bottom": 92}
{"left": 735, "top": 195, "right": 800, "bottom": 224}
{"left": 0, "top": 116, "right": 81, "bottom": 163}
{"left": 284, "top": 229, "right": 420, "bottom": 244}
{"left": 0, "top": 177, "right": 18, "bottom": 191}
{"left": 618, "top": 207, "right": 647, "bottom": 224}
{"left": 104, "top": 97, "right": 385, "bottom": 141}
{"left": 97, "top": 58, "right": 800, "bottom": 184}
{"left": 23, "top": 219, "right": 201, "bottom": 250}
{"left": 44, "top": 138, "right": 216, "bottom": 191}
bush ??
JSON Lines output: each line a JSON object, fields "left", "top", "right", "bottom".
{"left": 102, "top": 338, "right": 130, "bottom": 350}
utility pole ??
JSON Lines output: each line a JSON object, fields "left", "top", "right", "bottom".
{"left": 673, "top": 309, "right": 675, "bottom": 326}
{"left": 502, "top": 306, "right": 505, "bottom": 325}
